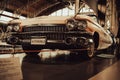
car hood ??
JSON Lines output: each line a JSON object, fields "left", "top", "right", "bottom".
{"left": 9, "top": 16, "right": 71, "bottom": 26}
{"left": 8, "top": 15, "right": 98, "bottom": 26}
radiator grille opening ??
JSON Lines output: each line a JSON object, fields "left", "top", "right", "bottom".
{"left": 23, "top": 25, "right": 67, "bottom": 32}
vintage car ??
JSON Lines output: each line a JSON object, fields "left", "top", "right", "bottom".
{"left": 5, "top": 15, "right": 114, "bottom": 57}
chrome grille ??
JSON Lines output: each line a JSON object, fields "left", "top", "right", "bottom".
{"left": 20, "top": 33, "right": 65, "bottom": 40}
{"left": 22, "top": 25, "right": 67, "bottom": 40}
{"left": 23, "top": 25, "right": 67, "bottom": 32}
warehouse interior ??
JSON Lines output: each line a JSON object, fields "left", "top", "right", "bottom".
{"left": 0, "top": 0, "right": 120, "bottom": 80}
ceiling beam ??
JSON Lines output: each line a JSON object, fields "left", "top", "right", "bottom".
{"left": 85, "top": 0, "right": 98, "bottom": 15}
{"left": 37, "top": 3, "right": 65, "bottom": 16}
{"left": 0, "top": 13, "right": 19, "bottom": 19}
{"left": 75, "top": 0, "right": 79, "bottom": 14}
{"left": 34, "top": 2, "right": 61, "bottom": 17}
{"left": 14, "top": 0, "right": 41, "bottom": 16}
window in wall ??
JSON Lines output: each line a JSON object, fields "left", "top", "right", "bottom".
{"left": 49, "top": 4, "right": 94, "bottom": 16}
{"left": 0, "top": 10, "right": 26, "bottom": 23}
{"left": 0, "top": 16, "right": 12, "bottom": 23}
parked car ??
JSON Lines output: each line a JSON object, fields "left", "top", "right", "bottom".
{"left": 5, "top": 15, "right": 114, "bottom": 58}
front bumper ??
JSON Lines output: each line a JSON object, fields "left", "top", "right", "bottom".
{"left": 6, "top": 31, "right": 93, "bottom": 49}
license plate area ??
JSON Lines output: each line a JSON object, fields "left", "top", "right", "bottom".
{"left": 31, "top": 36, "right": 46, "bottom": 45}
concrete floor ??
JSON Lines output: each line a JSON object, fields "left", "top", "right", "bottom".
{"left": 0, "top": 47, "right": 120, "bottom": 80}
{"left": 21, "top": 54, "right": 119, "bottom": 80}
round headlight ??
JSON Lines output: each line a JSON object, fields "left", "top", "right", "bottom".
{"left": 13, "top": 25, "right": 20, "bottom": 31}
{"left": 0, "top": 28, "right": 3, "bottom": 40}
{"left": 66, "top": 19, "right": 75, "bottom": 31}
{"left": 7, "top": 25, "right": 13, "bottom": 31}
{"left": 77, "top": 20, "right": 87, "bottom": 30}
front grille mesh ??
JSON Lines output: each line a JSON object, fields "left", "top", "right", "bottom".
{"left": 22, "top": 25, "right": 67, "bottom": 40}
{"left": 19, "top": 33, "right": 65, "bottom": 40}
{"left": 23, "top": 25, "right": 67, "bottom": 32}
{"left": 17, "top": 25, "right": 91, "bottom": 40}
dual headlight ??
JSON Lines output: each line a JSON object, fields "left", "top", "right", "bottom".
{"left": 7, "top": 24, "right": 20, "bottom": 32}
{"left": 66, "top": 19, "right": 87, "bottom": 31}
{"left": 0, "top": 28, "right": 3, "bottom": 40}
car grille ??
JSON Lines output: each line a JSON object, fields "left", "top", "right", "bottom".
{"left": 15, "top": 24, "right": 91, "bottom": 40}
{"left": 21, "top": 24, "right": 67, "bottom": 40}
{"left": 23, "top": 25, "right": 67, "bottom": 32}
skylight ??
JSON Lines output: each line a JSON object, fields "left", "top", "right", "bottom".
{"left": 49, "top": 4, "right": 94, "bottom": 16}
{"left": 0, "top": 10, "right": 26, "bottom": 23}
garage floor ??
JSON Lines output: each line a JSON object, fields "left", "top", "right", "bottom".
{"left": 22, "top": 54, "right": 120, "bottom": 80}
{"left": 0, "top": 49, "right": 120, "bottom": 80}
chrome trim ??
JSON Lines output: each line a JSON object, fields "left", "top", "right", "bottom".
{"left": 22, "top": 39, "right": 31, "bottom": 43}
{"left": 47, "top": 40, "right": 64, "bottom": 43}
{"left": 21, "top": 39, "right": 64, "bottom": 44}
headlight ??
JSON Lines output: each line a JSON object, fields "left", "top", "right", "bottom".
{"left": 77, "top": 20, "right": 87, "bottom": 30}
{"left": 13, "top": 25, "right": 20, "bottom": 31}
{"left": 66, "top": 19, "right": 76, "bottom": 30}
{"left": 0, "top": 28, "right": 3, "bottom": 40}
{"left": 66, "top": 19, "right": 87, "bottom": 31}
{"left": 7, "top": 25, "right": 13, "bottom": 31}
{"left": 6, "top": 36, "right": 19, "bottom": 44}
{"left": 76, "top": 37, "right": 88, "bottom": 46}
{"left": 7, "top": 24, "right": 20, "bottom": 32}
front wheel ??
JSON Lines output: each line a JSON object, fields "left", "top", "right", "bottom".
{"left": 22, "top": 45, "right": 40, "bottom": 55}
{"left": 87, "top": 43, "right": 95, "bottom": 58}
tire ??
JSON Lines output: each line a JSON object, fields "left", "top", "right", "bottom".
{"left": 74, "top": 43, "right": 95, "bottom": 59}
{"left": 22, "top": 45, "right": 40, "bottom": 55}
{"left": 87, "top": 43, "right": 95, "bottom": 58}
